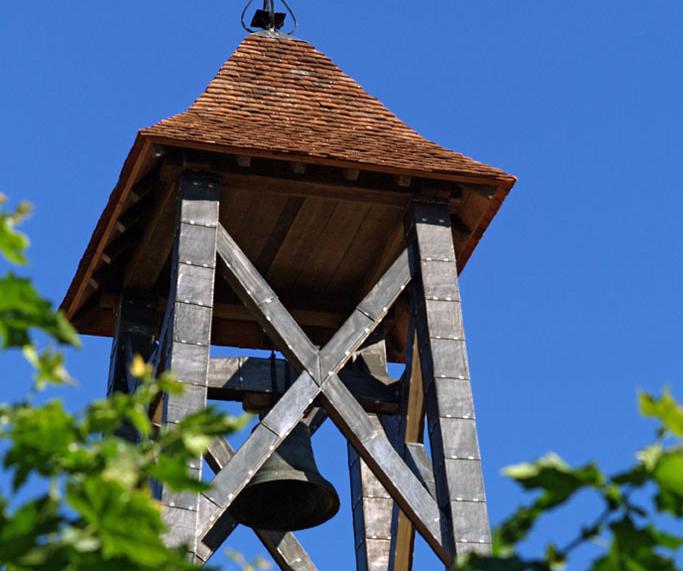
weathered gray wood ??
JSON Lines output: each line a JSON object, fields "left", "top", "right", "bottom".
{"left": 198, "top": 372, "right": 319, "bottom": 535}
{"left": 407, "top": 201, "right": 491, "bottom": 561}
{"left": 319, "top": 249, "right": 411, "bottom": 378}
{"left": 349, "top": 444, "right": 392, "bottom": 571}
{"left": 388, "top": 325, "right": 424, "bottom": 571}
{"left": 199, "top": 251, "right": 416, "bottom": 556}
{"left": 259, "top": 531, "right": 318, "bottom": 571}
{"left": 348, "top": 338, "right": 396, "bottom": 571}
{"left": 216, "top": 223, "right": 320, "bottom": 377}
{"left": 207, "top": 357, "right": 399, "bottom": 414}
{"left": 303, "top": 407, "right": 328, "bottom": 435}
{"left": 320, "top": 374, "right": 449, "bottom": 565}
{"left": 404, "top": 443, "right": 437, "bottom": 499}
{"left": 161, "top": 172, "right": 220, "bottom": 561}
{"left": 198, "top": 438, "right": 317, "bottom": 570}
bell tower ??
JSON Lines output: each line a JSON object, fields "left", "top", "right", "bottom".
{"left": 62, "top": 9, "right": 515, "bottom": 569}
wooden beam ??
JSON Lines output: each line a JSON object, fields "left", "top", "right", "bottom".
{"left": 407, "top": 201, "right": 492, "bottom": 560}
{"left": 101, "top": 231, "right": 137, "bottom": 265}
{"left": 235, "top": 155, "right": 252, "bottom": 168}
{"left": 160, "top": 172, "right": 220, "bottom": 562}
{"left": 199, "top": 249, "right": 414, "bottom": 549}
{"left": 217, "top": 172, "right": 408, "bottom": 208}
{"left": 199, "top": 438, "right": 318, "bottom": 570}
{"left": 216, "top": 223, "right": 320, "bottom": 376}
{"left": 100, "top": 292, "right": 347, "bottom": 331}
{"left": 213, "top": 302, "right": 344, "bottom": 330}
{"left": 349, "top": 439, "right": 393, "bottom": 571}
{"left": 106, "top": 290, "right": 158, "bottom": 442}
{"left": 348, "top": 338, "right": 396, "bottom": 571}
{"left": 320, "top": 374, "right": 450, "bottom": 566}
{"left": 390, "top": 334, "right": 425, "bottom": 571}
{"left": 206, "top": 357, "right": 400, "bottom": 414}
{"left": 152, "top": 136, "right": 507, "bottom": 188}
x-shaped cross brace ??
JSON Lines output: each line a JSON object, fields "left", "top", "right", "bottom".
{"left": 195, "top": 224, "right": 452, "bottom": 566}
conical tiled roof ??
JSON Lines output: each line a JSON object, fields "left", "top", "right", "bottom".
{"left": 61, "top": 31, "right": 515, "bottom": 324}
{"left": 142, "top": 32, "right": 512, "bottom": 181}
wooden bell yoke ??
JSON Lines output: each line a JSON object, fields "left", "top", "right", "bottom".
{"left": 61, "top": 32, "right": 516, "bottom": 570}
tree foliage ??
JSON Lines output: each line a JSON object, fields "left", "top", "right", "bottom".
{"left": 459, "top": 389, "right": 683, "bottom": 570}
{"left": 1, "top": 195, "right": 682, "bottom": 570}
{"left": 0, "top": 198, "right": 253, "bottom": 570}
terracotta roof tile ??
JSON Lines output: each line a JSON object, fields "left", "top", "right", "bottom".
{"left": 142, "top": 32, "right": 512, "bottom": 181}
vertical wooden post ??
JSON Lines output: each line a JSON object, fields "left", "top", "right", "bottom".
{"left": 160, "top": 172, "right": 220, "bottom": 561}
{"left": 388, "top": 328, "right": 425, "bottom": 571}
{"left": 107, "top": 290, "right": 158, "bottom": 442}
{"left": 349, "top": 335, "right": 396, "bottom": 571}
{"left": 406, "top": 201, "right": 491, "bottom": 561}
{"left": 107, "top": 290, "right": 158, "bottom": 397}
{"left": 349, "top": 443, "right": 393, "bottom": 571}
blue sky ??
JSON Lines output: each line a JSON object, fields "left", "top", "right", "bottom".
{"left": 1, "top": 1, "right": 682, "bottom": 569}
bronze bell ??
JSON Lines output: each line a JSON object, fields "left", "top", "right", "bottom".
{"left": 229, "top": 422, "right": 340, "bottom": 531}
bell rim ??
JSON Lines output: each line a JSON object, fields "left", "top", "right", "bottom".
{"left": 228, "top": 478, "right": 341, "bottom": 531}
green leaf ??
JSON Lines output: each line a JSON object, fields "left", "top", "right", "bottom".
{"left": 544, "top": 544, "right": 566, "bottom": 570}
{"left": 22, "top": 345, "right": 74, "bottom": 390}
{"left": 640, "top": 390, "right": 683, "bottom": 436}
{"left": 0, "top": 274, "right": 79, "bottom": 348}
{"left": 602, "top": 517, "right": 679, "bottom": 571}
{"left": 647, "top": 526, "right": 683, "bottom": 550}
{"left": 504, "top": 453, "right": 605, "bottom": 509}
{"left": 457, "top": 554, "right": 550, "bottom": 571}
{"left": 0, "top": 199, "right": 31, "bottom": 266}
{"left": 653, "top": 450, "right": 683, "bottom": 516}
{"left": 0, "top": 496, "right": 60, "bottom": 563}
{"left": 66, "top": 477, "right": 175, "bottom": 567}
{"left": 147, "top": 455, "right": 210, "bottom": 493}
{"left": 3, "top": 400, "right": 80, "bottom": 488}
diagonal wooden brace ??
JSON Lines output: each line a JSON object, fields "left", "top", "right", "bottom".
{"left": 197, "top": 438, "right": 318, "bottom": 571}
{"left": 198, "top": 237, "right": 409, "bottom": 523}
{"left": 201, "top": 223, "right": 453, "bottom": 566}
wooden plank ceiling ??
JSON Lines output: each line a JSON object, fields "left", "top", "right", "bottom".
{"left": 69, "top": 149, "right": 508, "bottom": 362}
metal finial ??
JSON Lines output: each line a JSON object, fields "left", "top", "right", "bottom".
{"left": 241, "top": 0, "right": 298, "bottom": 35}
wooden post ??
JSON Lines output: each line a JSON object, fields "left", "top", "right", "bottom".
{"left": 160, "top": 172, "right": 220, "bottom": 561}
{"left": 107, "top": 290, "right": 158, "bottom": 442}
{"left": 348, "top": 336, "right": 396, "bottom": 571}
{"left": 388, "top": 326, "right": 426, "bottom": 571}
{"left": 107, "top": 290, "right": 158, "bottom": 397}
{"left": 406, "top": 201, "right": 491, "bottom": 561}
{"left": 349, "top": 443, "right": 393, "bottom": 571}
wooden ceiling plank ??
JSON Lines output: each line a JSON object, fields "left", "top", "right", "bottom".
{"left": 231, "top": 193, "right": 291, "bottom": 267}
{"left": 265, "top": 198, "right": 338, "bottom": 291}
{"left": 295, "top": 201, "right": 372, "bottom": 294}
{"left": 123, "top": 180, "right": 177, "bottom": 290}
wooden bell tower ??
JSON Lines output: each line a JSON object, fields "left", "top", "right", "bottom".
{"left": 62, "top": 30, "right": 515, "bottom": 570}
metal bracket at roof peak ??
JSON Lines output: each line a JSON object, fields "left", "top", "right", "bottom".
{"left": 241, "top": 0, "right": 298, "bottom": 36}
